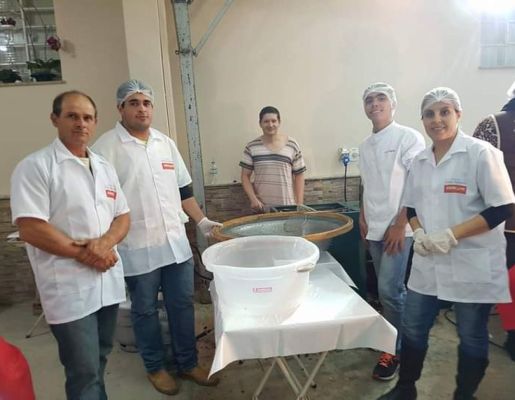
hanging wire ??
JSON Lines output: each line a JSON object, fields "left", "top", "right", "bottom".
{"left": 343, "top": 163, "right": 348, "bottom": 202}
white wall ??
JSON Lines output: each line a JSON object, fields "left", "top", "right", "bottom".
{"left": 178, "top": 0, "right": 514, "bottom": 184}
{"left": 0, "top": 0, "right": 130, "bottom": 195}
{"left": 2, "top": 0, "right": 514, "bottom": 194}
{"left": 0, "top": 0, "right": 179, "bottom": 196}
{"left": 121, "top": 0, "right": 177, "bottom": 138}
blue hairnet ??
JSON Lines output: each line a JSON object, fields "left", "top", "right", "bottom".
{"left": 362, "top": 82, "right": 397, "bottom": 107}
{"left": 420, "top": 87, "right": 462, "bottom": 116}
{"left": 116, "top": 79, "right": 154, "bottom": 106}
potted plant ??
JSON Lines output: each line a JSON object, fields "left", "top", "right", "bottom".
{"left": 26, "top": 58, "right": 61, "bottom": 82}
{"left": 0, "top": 17, "right": 16, "bottom": 27}
{"left": 0, "top": 68, "right": 22, "bottom": 83}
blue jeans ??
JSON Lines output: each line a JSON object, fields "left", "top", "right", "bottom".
{"left": 50, "top": 304, "right": 119, "bottom": 400}
{"left": 125, "top": 258, "right": 197, "bottom": 373}
{"left": 403, "top": 289, "right": 493, "bottom": 359}
{"left": 367, "top": 237, "right": 412, "bottom": 354}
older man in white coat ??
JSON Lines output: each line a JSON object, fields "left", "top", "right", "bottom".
{"left": 10, "top": 91, "right": 130, "bottom": 399}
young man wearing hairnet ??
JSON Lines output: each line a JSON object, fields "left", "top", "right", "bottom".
{"left": 473, "top": 80, "right": 515, "bottom": 361}
{"left": 358, "top": 82, "right": 425, "bottom": 380}
{"left": 93, "top": 80, "right": 221, "bottom": 395}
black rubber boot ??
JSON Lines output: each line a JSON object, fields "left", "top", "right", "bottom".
{"left": 453, "top": 350, "right": 489, "bottom": 400}
{"left": 506, "top": 330, "right": 515, "bottom": 361}
{"left": 377, "top": 384, "right": 417, "bottom": 400}
{"left": 376, "top": 339, "right": 427, "bottom": 400}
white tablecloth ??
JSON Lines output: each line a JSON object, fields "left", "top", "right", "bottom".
{"left": 316, "top": 251, "right": 357, "bottom": 288}
{"left": 209, "top": 261, "right": 397, "bottom": 376}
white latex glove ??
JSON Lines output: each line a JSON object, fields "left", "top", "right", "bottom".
{"left": 412, "top": 228, "right": 430, "bottom": 257}
{"left": 413, "top": 228, "right": 425, "bottom": 243}
{"left": 197, "top": 217, "right": 222, "bottom": 239}
{"left": 422, "top": 228, "right": 458, "bottom": 254}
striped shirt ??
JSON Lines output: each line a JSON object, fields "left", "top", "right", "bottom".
{"left": 239, "top": 137, "right": 306, "bottom": 206}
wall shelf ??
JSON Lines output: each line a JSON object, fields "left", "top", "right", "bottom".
{"left": 0, "top": 61, "right": 25, "bottom": 66}
{"left": 1, "top": 24, "right": 56, "bottom": 31}
{"left": 22, "top": 7, "right": 54, "bottom": 12}
{"left": 0, "top": 0, "right": 59, "bottom": 83}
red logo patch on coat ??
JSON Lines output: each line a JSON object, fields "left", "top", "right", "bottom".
{"left": 252, "top": 287, "right": 272, "bottom": 293}
{"left": 162, "top": 162, "right": 175, "bottom": 170}
{"left": 444, "top": 184, "right": 467, "bottom": 194}
{"left": 106, "top": 189, "right": 117, "bottom": 199}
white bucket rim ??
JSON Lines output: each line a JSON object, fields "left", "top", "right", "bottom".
{"left": 202, "top": 235, "right": 320, "bottom": 272}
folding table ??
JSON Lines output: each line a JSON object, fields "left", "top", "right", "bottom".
{"left": 209, "top": 254, "right": 397, "bottom": 399}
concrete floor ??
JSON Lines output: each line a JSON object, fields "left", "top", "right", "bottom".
{"left": 1, "top": 301, "right": 514, "bottom": 400}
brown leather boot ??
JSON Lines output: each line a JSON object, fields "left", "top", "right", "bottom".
{"left": 179, "top": 366, "right": 220, "bottom": 387}
{"left": 147, "top": 369, "right": 179, "bottom": 395}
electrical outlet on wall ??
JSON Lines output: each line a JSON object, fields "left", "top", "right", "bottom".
{"left": 338, "top": 147, "right": 349, "bottom": 156}
{"left": 338, "top": 147, "right": 350, "bottom": 166}
{"left": 338, "top": 147, "right": 359, "bottom": 163}
{"left": 349, "top": 147, "right": 360, "bottom": 162}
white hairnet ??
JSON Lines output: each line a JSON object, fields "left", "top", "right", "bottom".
{"left": 420, "top": 87, "right": 462, "bottom": 116}
{"left": 116, "top": 79, "right": 154, "bottom": 106}
{"left": 362, "top": 82, "right": 397, "bottom": 107}
{"left": 507, "top": 80, "right": 515, "bottom": 99}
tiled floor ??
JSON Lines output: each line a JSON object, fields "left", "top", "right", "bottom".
{"left": 1, "top": 301, "right": 514, "bottom": 400}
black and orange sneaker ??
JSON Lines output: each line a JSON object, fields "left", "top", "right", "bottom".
{"left": 373, "top": 352, "right": 399, "bottom": 381}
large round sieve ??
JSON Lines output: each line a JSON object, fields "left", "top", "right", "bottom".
{"left": 211, "top": 211, "right": 353, "bottom": 248}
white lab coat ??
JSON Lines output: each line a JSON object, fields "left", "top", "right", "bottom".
{"left": 92, "top": 122, "right": 193, "bottom": 276}
{"left": 359, "top": 121, "right": 426, "bottom": 240}
{"left": 10, "top": 138, "right": 129, "bottom": 324}
{"left": 403, "top": 131, "right": 515, "bottom": 303}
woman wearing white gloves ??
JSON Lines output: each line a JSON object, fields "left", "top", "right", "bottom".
{"left": 378, "top": 87, "right": 515, "bottom": 400}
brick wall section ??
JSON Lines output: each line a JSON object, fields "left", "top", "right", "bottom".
{"left": 204, "top": 176, "right": 360, "bottom": 221}
{"left": 0, "top": 198, "right": 35, "bottom": 305}
{"left": 0, "top": 176, "right": 360, "bottom": 304}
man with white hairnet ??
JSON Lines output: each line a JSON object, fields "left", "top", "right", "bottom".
{"left": 358, "top": 82, "right": 425, "bottom": 381}
{"left": 473, "top": 80, "right": 515, "bottom": 362}
{"left": 93, "top": 80, "right": 221, "bottom": 395}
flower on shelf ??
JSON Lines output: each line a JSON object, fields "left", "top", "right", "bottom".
{"left": 46, "top": 35, "right": 61, "bottom": 51}
{"left": 0, "top": 17, "right": 16, "bottom": 27}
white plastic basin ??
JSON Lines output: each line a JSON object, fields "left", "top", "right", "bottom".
{"left": 202, "top": 235, "right": 320, "bottom": 317}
